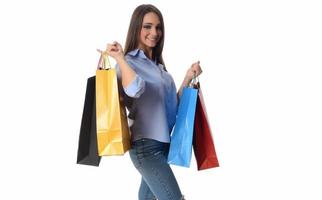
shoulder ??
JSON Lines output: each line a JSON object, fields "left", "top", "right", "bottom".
{"left": 125, "top": 49, "right": 140, "bottom": 65}
{"left": 124, "top": 49, "right": 149, "bottom": 69}
{"left": 125, "top": 49, "right": 141, "bottom": 62}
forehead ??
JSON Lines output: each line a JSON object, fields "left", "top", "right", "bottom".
{"left": 142, "top": 12, "right": 160, "bottom": 24}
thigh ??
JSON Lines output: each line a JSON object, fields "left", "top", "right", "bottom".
{"left": 129, "top": 138, "right": 182, "bottom": 200}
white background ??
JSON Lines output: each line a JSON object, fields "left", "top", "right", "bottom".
{"left": 0, "top": 0, "right": 321, "bottom": 199}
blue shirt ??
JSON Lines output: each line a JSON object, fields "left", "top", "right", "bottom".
{"left": 116, "top": 49, "right": 178, "bottom": 143}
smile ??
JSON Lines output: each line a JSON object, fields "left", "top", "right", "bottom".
{"left": 147, "top": 38, "right": 158, "bottom": 41}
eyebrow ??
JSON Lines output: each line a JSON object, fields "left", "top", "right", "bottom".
{"left": 143, "top": 22, "right": 161, "bottom": 26}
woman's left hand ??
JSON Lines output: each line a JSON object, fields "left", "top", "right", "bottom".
{"left": 185, "top": 61, "right": 203, "bottom": 82}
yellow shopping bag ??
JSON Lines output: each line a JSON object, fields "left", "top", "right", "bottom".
{"left": 96, "top": 53, "right": 130, "bottom": 156}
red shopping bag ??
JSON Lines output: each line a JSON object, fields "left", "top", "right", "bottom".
{"left": 193, "top": 83, "right": 219, "bottom": 170}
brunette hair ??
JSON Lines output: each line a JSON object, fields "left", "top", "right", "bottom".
{"left": 124, "top": 4, "right": 166, "bottom": 68}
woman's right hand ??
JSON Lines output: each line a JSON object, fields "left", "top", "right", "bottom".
{"left": 105, "top": 41, "right": 125, "bottom": 62}
{"left": 97, "top": 41, "right": 125, "bottom": 62}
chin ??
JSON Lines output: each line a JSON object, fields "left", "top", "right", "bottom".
{"left": 141, "top": 41, "right": 158, "bottom": 49}
{"left": 146, "top": 41, "right": 158, "bottom": 47}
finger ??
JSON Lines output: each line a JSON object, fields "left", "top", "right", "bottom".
{"left": 106, "top": 44, "right": 118, "bottom": 52}
{"left": 112, "top": 41, "right": 120, "bottom": 48}
{"left": 193, "top": 67, "right": 202, "bottom": 76}
{"left": 106, "top": 43, "right": 116, "bottom": 51}
{"left": 110, "top": 46, "right": 119, "bottom": 52}
{"left": 192, "top": 61, "right": 200, "bottom": 68}
{"left": 96, "top": 49, "right": 103, "bottom": 53}
{"left": 113, "top": 41, "right": 121, "bottom": 46}
{"left": 198, "top": 68, "right": 203, "bottom": 75}
{"left": 109, "top": 43, "right": 118, "bottom": 48}
{"left": 192, "top": 64, "right": 200, "bottom": 71}
{"left": 114, "top": 42, "right": 122, "bottom": 49}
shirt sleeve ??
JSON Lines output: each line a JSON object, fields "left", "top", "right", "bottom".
{"left": 123, "top": 74, "right": 145, "bottom": 98}
{"left": 115, "top": 60, "right": 146, "bottom": 98}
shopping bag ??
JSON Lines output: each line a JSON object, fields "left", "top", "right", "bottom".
{"left": 167, "top": 86, "right": 198, "bottom": 167}
{"left": 96, "top": 53, "right": 131, "bottom": 156}
{"left": 76, "top": 76, "right": 101, "bottom": 166}
{"left": 193, "top": 83, "right": 219, "bottom": 170}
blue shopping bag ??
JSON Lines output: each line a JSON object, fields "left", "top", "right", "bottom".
{"left": 167, "top": 87, "right": 198, "bottom": 167}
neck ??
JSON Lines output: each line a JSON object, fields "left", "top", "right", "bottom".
{"left": 138, "top": 45, "right": 153, "bottom": 60}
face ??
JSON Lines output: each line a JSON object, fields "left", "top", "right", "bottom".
{"left": 138, "top": 12, "right": 162, "bottom": 51}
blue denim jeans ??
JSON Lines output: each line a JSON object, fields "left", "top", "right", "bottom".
{"left": 129, "top": 138, "right": 184, "bottom": 200}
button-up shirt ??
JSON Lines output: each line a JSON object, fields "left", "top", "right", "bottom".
{"left": 116, "top": 49, "right": 177, "bottom": 143}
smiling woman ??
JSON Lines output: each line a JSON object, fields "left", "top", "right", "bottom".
{"left": 98, "top": 4, "right": 202, "bottom": 200}
{"left": 138, "top": 12, "right": 163, "bottom": 57}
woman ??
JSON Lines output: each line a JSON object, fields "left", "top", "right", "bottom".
{"left": 100, "top": 4, "right": 202, "bottom": 200}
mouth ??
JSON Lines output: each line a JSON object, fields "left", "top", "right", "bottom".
{"left": 147, "top": 38, "right": 158, "bottom": 42}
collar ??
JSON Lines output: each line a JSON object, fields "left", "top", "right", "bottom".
{"left": 127, "top": 49, "right": 148, "bottom": 59}
{"left": 127, "top": 49, "right": 159, "bottom": 65}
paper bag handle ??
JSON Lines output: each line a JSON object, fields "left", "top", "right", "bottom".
{"left": 97, "top": 52, "right": 112, "bottom": 70}
{"left": 189, "top": 73, "right": 200, "bottom": 88}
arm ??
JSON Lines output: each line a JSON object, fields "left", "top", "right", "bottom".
{"left": 115, "top": 56, "right": 137, "bottom": 88}
{"left": 104, "top": 41, "right": 136, "bottom": 88}
{"left": 101, "top": 41, "right": 145, "bottom": 98}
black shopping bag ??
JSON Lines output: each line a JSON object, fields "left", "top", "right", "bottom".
{"left": 76, "top": 76, "right": 101, "bottom": 166}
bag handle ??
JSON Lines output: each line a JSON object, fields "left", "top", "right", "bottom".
{"left": 97, "top": 51, "right": 112, "bottom": 70}
{"left": 189, "top": 73, "right": 200, "bottom": 88}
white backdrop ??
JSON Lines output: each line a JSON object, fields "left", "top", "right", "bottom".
{"left": 1, "top": 0, "right": 322, "bottom": 199}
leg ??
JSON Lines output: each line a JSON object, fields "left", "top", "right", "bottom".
{"left": 129, "top": 138, "right": 183, "bottom": 200}
{"left": 138, "top": 177, "right": 156, "bottom": 200}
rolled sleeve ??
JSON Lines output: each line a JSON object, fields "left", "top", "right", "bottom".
{"left": 124, "top": 74, "right": 145, "bottom": 98}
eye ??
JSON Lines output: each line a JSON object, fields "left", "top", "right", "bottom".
{"left": 143, "top": 25, "right": 152, "bottom": 29}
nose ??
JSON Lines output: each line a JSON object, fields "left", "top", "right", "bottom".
{"left": 150, "top": 26, "right": 158, "bottom": 37}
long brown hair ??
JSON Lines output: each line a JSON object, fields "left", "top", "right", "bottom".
{"left": 124, "top": 4, "right": 166, "bottom": 68}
